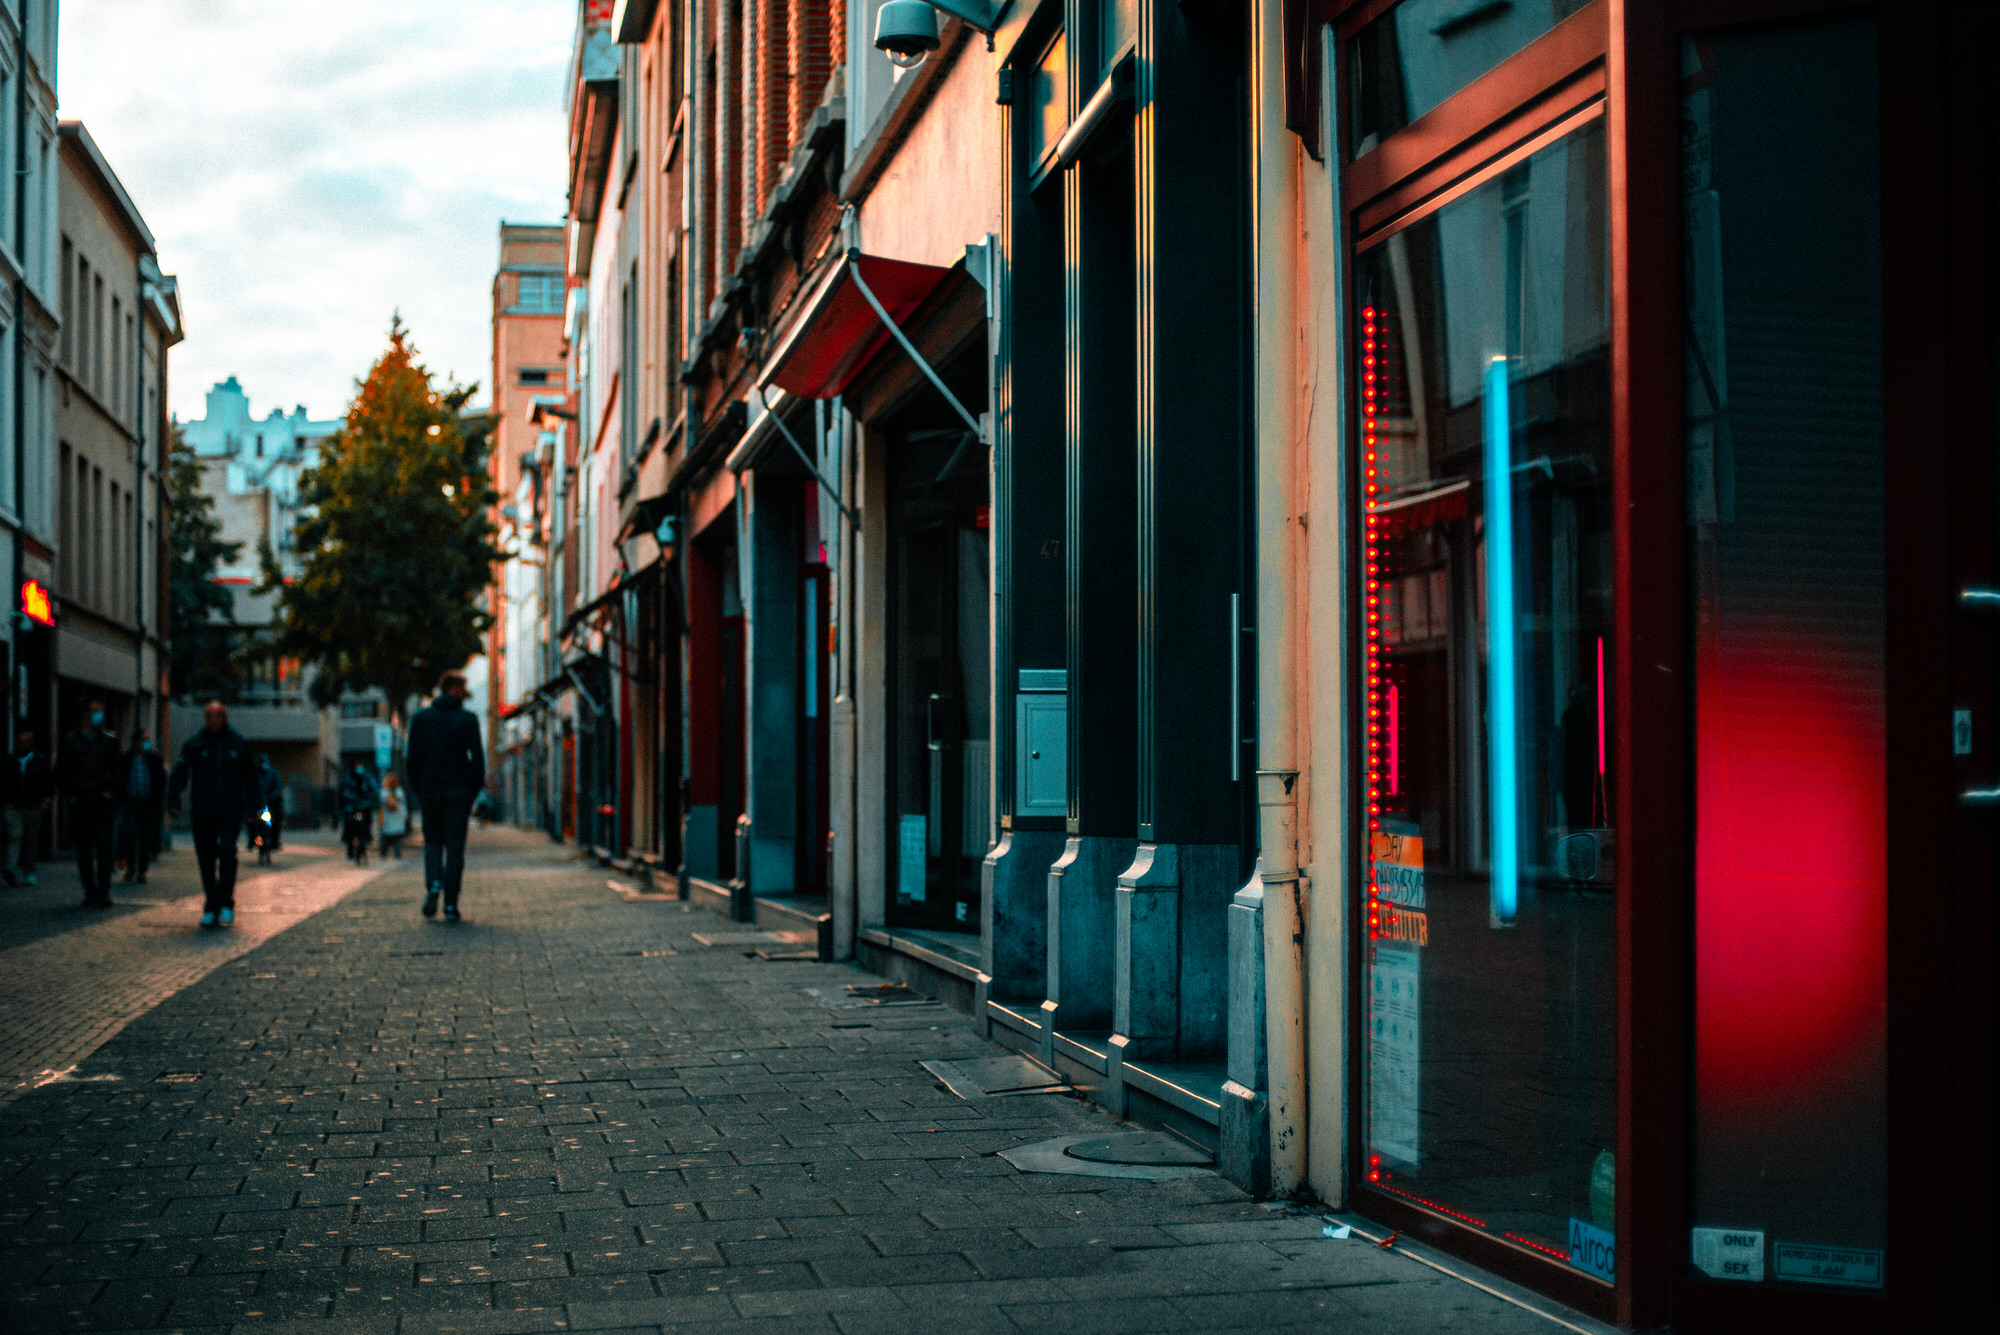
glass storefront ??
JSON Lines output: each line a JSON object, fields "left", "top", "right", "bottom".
{"left": 1357, "top": 118, "right": 1616, "bottom": 1276}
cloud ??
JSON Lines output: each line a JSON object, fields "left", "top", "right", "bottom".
{"left": 57, "top": 0, "right": 574, "bottom": 423}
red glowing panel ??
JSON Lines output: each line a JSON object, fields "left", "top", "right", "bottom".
{"left": 1695, "top": 637, "right": 1885, "bottom": 1104}
{"left": 19, "top": 579, "right": 52, "bottom": 627}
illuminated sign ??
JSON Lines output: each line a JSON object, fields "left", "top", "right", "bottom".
{"left": 19, "top": 579, "right": 53, "bottom": 627}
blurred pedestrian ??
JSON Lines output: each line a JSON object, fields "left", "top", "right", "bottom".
{"left": 378, "top": 772, "right": 408, "bottom": 858}
{"left": 404, "top": 670, "right": 484, "bottom": 922}
{"left": 1, "top": 729, "right": 52, "bottom": 886}
{"left": 341, "top": 764, "right": 378, "bottom": 864}
{"left": 167, "top": 700, "right": 259, "bottom": 928}
{"left": 116, "top": 728, "right": 166, "bottom": 884}
{"left": 58, "top": 700, "right": 122, "bottom": 908}
{"left": 255, "top": 754, "right": 285, "bottom": 851}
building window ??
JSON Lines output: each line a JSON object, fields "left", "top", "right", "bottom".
{"left": 59, "top": 238, "right": 71, "bottom": 366}
{"left": 518, "top": 368, "right": 552, "bottom": 385}
{"left": 516, "top": 273, "right": 564, "bottom": 314}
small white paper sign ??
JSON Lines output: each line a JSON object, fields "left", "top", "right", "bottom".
{"left": 1774, "top": 1242, "right": 1883, "bottom": 1289}
{"left": 1691, "top": 1227, "right": 1764, "bottom": 1282}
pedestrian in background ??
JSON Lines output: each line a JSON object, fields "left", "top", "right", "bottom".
{"left": 1, "top": 729, "right": 51, "bottom": 887}
{"left": 58, "top": 700, "right": 122, "bottom": 909}
{"left": 168, "top": 700, "right": 259, "bottom": 928}
{"left": 255, "top": 754, "right": 285, "bottom": 851}
{"left": 404, "top": 670, "right": 483, "bottom": 922}
{"left": 341, "top": 764, "right": 378, "bottom": 864}
{"left": 116, "top": 728, "right": 166, "bottom": 884}
{"left": 378, "top": 772, "right": 408, "bottom": 859}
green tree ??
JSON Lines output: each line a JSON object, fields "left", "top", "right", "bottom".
{"left": 166, "top": 422, "right": 244, "bottom": 700}
{"left": 264, "top": 320, "right": 500, "bottom": 715}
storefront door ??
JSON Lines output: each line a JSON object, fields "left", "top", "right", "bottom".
{"left": 888, "top": 428, "right": 991, "bottom": 930}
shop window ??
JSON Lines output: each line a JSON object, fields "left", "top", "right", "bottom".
{"left": 1684, "top": 14, "right": 1886, "bottom": 1294}
{"left": 1349, "top": 0, "right": 1595, "bottom": 156}
{"left": 1356, "top": 117, "right": 1613, "bottom": 1278}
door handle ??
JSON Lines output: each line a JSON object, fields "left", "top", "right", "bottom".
{"left": 1961, "top": 786, "right": 2000, "bottom": 806}
{"left": 1960, "top": 587, "right": 2000, "bottom": 608}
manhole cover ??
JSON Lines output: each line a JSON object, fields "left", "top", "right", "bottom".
{"left": 1063, "top": 1133, "right": 1212, "bottom": 1167}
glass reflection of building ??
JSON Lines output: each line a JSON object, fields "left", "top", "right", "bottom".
{"left": 1358, "top": 123, "right": 1616, "bottom": 1266}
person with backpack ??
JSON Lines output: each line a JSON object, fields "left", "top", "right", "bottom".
{"left": 404, "top": 670, "right": 484, "bottom": 921}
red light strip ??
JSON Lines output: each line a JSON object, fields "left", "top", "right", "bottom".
{"left": 1371, "top": 1178, "right": 1487, "bottom": 1230}
{"left": 1363, "top": 306, "right": 1382, "bottom": 943}
{"left": 1506, "top": 1230, "right": 1572, "bottom": 1262}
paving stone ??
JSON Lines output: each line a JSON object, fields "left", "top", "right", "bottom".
{"left": 0, "top": 828, "right": 1603, "bottom": 1334}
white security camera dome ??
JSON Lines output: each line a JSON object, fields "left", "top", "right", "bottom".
{"left": 874, "top": 0, "right": 941, "bottom": 68}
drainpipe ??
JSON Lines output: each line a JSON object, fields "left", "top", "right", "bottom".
{"left": 1252, "top": 0, "right": 1308, "bottom": 1197}
{"left": 13, "top": 1, "right": 29, "bottom": 735}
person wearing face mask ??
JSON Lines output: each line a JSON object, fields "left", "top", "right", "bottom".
{"left": 167, "top": 700, "right": 260, "bottom": 928}
{"left": 117, "top": 728, "right": 167, "bottom": 884}
{"left": 57, "top": 700, "right": 123, "bottom": 908}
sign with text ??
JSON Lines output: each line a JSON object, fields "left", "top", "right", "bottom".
{"left": 1691, "top": 1227, "right": 1764, "bottom": 1282}
{"left": 1568, "top": 1218, "right": 1615, "bottom": 1283}
{"left": 1774, "top": 1242, "right": 1882, "bottom": 1289}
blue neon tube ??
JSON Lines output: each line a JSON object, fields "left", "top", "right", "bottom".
{"left": 1484, "top": 356, "right": 1519, "bottom": 926}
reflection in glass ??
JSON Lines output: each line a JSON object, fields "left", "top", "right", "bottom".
{"left": 1357, "top": 120, "right": 1614, "bottom": 1275}
{"left": 1686, "top": 16, "right": 1887, "bottom": 1291}
{"left": 1098, "top": 0, "right": 1137, "bottom": 84}
{"left": 1028, "top": 35, "right": 1067, "bottom": 170}
{"left": 1349, "top": 0, "right": 1593, "bottom": 156}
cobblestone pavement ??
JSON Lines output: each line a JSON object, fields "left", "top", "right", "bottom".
{"left": 0, "top": 829, "right": 387, "bottom": 1105}
{"left": 0, "top": 826, "right": 1603, "bottom": 1334}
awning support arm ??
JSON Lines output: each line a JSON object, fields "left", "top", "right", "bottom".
{"left": 756, "top": 385, "right": 862, "bottom": 532}
{"left": 846, "top": 252, "right": 986, "bottom": 440}
{"left": 564, "top": 665, "right": 602, "bottom": 717}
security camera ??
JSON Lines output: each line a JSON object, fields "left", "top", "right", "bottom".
{"left": 874, "top": 0, "right": 940, "bottom": 68}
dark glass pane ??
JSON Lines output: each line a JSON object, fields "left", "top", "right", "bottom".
{"left": 1349, "top": 0, "right": 1593, "bottom": 157}
{"left": 1357, "top": 120, "right": 1614, "bottom": 1277}
{"left": 1685, "top": 15, "right": 1886, "bottom": 1293}
{"left": 1027, "top": 35, "right": 1067, "bottom": 171}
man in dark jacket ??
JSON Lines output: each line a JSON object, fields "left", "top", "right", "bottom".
{"left": 2, "top": 728, "right": 52, "bottom": 886}
{"left": 404, "top": 670, "right": 484, "bottom": 921}
{"left": 58, "top": 700, "right": 123, "bottom": 908}
{"left": 116, "top": 728, "right": 168, "bottom": 884}
{"left": 167, "top": 700, "right": 259, "bottom": 928}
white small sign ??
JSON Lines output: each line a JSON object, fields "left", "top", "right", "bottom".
{"left": 1774, "top": 1242, "right": 1883, "bottom": 1289}
{"left": 1691, "top": 1227, "right": 1764, "bottom": 1283}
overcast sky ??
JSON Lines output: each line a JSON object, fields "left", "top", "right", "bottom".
{"left": 57, "top": 0, "right": 575, "bottom": 425}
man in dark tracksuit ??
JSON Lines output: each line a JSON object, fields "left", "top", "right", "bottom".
{"left": 58, "top": 700, "right": 123, "bottom": 908}
{"left": 167, "top": 700, "right": 259, "bottom": 928}
{"left": 404, "top": 670, "right": 485, "bottom": 922}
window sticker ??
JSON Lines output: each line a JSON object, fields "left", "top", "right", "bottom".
{"left": 1368, "top": 941, "right": 1421, "bottom": 1165}
{"left": 1691, "top": 1227, "right": 1764, "bottom": 1282}
{"left": 1773, "top": 1242, "right": 1883, "bottom": 1289}
{"left": 1568, "top": 1218, "right": 1615, "bottom": 1283}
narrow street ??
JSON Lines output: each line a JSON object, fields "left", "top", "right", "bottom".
{"left": 0, "top": 827, "right": 1600, "bottom": 1334}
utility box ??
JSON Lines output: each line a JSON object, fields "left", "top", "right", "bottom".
{"left": 1015, "top": 670, "right": 1067, "bottom": 818}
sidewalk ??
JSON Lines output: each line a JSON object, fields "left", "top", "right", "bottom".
{"left": 0, "top": 826, "right": 1604, "bottom": 1333}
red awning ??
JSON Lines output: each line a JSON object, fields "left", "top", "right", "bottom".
{"left": 763, "top": 252, "right": 953, "bottom": 401}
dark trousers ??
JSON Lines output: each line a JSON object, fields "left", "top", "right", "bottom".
{"left": 117, "top": 798, "right": 161, "bottom": 878}
{"left": 71, "top": 794, "right": 117, "bottom": 902}
{"left": 192, "top": 812, "right": 243, "bottom": 912}
{"left": 420, "top": 790, "right": 475, "bottom": 905}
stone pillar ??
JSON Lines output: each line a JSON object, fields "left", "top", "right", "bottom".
{"left": 1220, "top": 870, "right": 1270, "bottom": 1193}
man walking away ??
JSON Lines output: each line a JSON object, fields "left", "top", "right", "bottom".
{"left": 2, "top": 730, "right": 51, "bottom": 886}
{"left": 167, "top": 700, "right": 258, "bottom": 928}
{"left": 405, "top": 670, "right": 484, "bottom": 922}
{"left": 59, "top": 701, "right": 122, "bottom": 908}
{"left": 117, "top": 729, "right": 166, "bottom": 884}
{"left": 256, "top": 754, "right": 285, "bottom": 851}
{"left": 341, "top": 764, "right": 378, "bottom": 865}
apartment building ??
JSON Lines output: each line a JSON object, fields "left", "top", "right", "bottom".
{"left": 52, "top": 119, "right": 179, "bottom": 752}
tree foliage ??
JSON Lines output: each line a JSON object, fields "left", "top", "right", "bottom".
{"left": 167, "top": 422, "right": 244, "bottom": 700}
{"left": 264, "top": 319, "right": 500, "bottom": 714}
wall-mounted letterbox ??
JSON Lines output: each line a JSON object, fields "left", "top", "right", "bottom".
{"left": 1015, "top": 669, "right": 1066, "bottom": 817}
